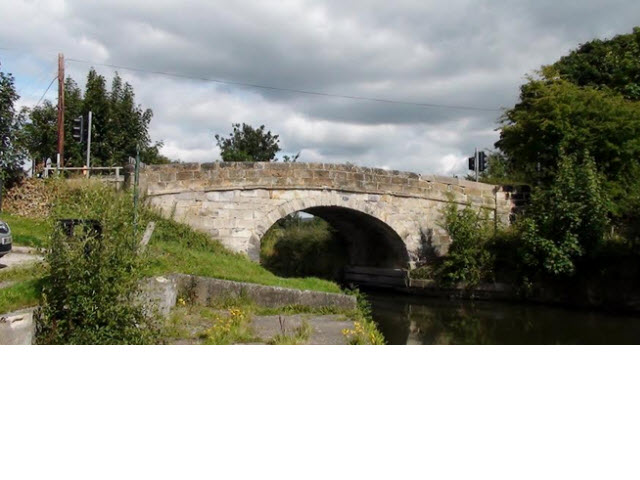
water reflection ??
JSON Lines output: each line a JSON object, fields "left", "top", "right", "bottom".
{"left": 365, "top": 289, "right": 640, "bottom": 345}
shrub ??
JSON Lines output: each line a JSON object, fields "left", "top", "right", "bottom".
{"left": 436, "top": 203, "right": 494, "bottom": 285}
{"left": 518, "top": 155, "right": 608, "bottom": 277}
{"left": 36, "top": 181, "right": 155, "bottom": 344}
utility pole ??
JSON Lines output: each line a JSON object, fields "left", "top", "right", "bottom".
{"left": 85, "top": 111, "right": 92, "bottom": 174}
{"left": 57, "top": 53, "right": 65, "bottom": 168}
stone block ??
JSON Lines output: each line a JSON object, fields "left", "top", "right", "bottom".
{"left": 0, "top": 308, "right": 35, "bottom": 345}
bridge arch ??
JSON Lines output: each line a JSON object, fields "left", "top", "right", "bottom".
{"left": 248, "top": 194, "right": 411, "bottom": 270}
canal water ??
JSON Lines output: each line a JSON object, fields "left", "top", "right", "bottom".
{"left": 364, "top": 289, "right": 640, "bottom": 345}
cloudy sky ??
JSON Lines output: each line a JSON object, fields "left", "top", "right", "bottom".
{"left": 1, "top": 0, "right": 639, "bottom": 175}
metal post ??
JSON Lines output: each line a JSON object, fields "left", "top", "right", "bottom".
{"left": 474, "top": 148, "right": 479, "bottom": 182}
{"left": 85, "top": 111, "right": 92, "bottom": 176}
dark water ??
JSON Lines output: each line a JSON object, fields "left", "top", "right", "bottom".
{"left": 364, "top": 289, "right": 640, "bottom": 345}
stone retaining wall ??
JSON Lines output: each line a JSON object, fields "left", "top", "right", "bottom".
{"left": 141, "top": 274, "right": 357, "bottom": 314}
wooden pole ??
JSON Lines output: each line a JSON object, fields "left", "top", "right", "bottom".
{"left": 57, "top": 53, "right": 65, "bottom": 168}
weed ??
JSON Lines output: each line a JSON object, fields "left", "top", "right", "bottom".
{"left": 268, "top": 318, "right": 312, "bottom": 345}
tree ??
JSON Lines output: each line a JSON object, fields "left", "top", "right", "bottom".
{"left": 83, "top": 68, "right": 111, "bottom": 165}
{"left": 0, "top": 65, "right": 26, "bottom": 188}
{"left": 215, "top": 123, "right": 280, "bottom": 162}
{"left": 496, "top": 69, "right": 640, "bottom": 220}
{"left": 19, "top": 100, "right": 57, "bottom": 168}
{"left": 553, "top": 27, "right": 640, "bottom": 101}
{"left": 64, "top": 78, "right": 85, "bottom": 166}
{"left": 519, "top": 155, "right": 609, "bottom": 277}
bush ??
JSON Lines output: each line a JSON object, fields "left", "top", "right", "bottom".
{"left": 518, "top": 155, "right": 608, "bottom": 277}
{"left": 436, "top": 203, "right": 494, "bottom": 285}
{"left": 36, "top": 181, "right": 155, "bottom": 344}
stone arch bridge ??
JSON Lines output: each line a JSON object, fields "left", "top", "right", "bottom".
{"left": 139, "top": 162, "right": 516, "bottom": 282}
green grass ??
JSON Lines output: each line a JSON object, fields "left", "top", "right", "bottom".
{"left": 0, "top": 278, "right": 43, "bottom": 313}
{"left": 143, "top": 214, "right": 342, "bottom": 294}
{"left": 0, "top": 213, "right": 49, "bottom": 248}
{"left": 0, "top": 263, "right": 45, "bottom": 314}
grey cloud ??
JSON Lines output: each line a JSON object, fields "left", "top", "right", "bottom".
{"left": 1, "top": 0, "right": 639, "bottom": 174}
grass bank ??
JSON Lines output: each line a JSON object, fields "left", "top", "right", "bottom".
{"left": 141, "top": 213, "right": 341, "bottom": 293}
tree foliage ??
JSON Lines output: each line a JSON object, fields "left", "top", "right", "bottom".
{"left": 437, "top": 203, "right": 494, "bottom": 285}
{"left": 496, "top": 69, "right": 640, "bottom": 219}
{"left": 37, "top": 182, "right": 155, "bottom": 344}
{"left": 0, "top": 65, "right": 26, "bottom": 188}
{"left": 553, "top": 27, "right": 640, "bottom": 100}
{"left": 20, "top": 69, "right": 166, "bottom": 169}
{"left": 519, "top": 155, "right": 609, "bottom": 277}
{"left": 215, "top": 123, "right": 281, "bottom": 162}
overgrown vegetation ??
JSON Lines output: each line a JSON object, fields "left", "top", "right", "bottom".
{"left": 36, "top": 181, "right": 155, "bottom": 344}
{"left": 437, "top": 203, "right": 494, "bottom": 285}
{"left": 519, "top": 155, "right": 609, "bottom": 277}
{"left": 411, "top": 203, "right": 494, "bottom": 286}
{"left": 342, "top": 291, "right": 385, "bottom": 345}
{"left": 268, "top": 320, "right": 312, "bottom": 345}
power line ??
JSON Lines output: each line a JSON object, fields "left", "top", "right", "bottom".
{"left": 2, "top": 45, "right": 503, "bottom": 112}
{"left": 35, "top": 75, "right": 58, "bottom": 108}
{"left": 65, "top": 57, "right": 503, "bottom": 112}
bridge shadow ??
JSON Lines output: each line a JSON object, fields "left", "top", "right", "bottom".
{"left": 259, "top": 206, "right": 411, "bottom": 287}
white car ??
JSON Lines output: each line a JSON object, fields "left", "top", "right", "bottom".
{"left": 0, "top": 221, "right": 12, "bottom": 257}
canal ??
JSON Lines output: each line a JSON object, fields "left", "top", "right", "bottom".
{"left": 364, "top": 289, "right": 640, "bottom": 345}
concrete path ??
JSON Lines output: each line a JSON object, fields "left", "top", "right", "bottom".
{"left": 0, "top": 250, "right": 43, "bottom": 270}
{"left": 251, "top": 314, "right": 353, "bottom": 345}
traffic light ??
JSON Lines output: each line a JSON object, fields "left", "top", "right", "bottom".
{"left": 72, "top": 115, "right": 84, "bottom": 143}
{"left": 468, "top": 156, "right": 475, "bottom": 171}
{"left": 478, "top": 151, "right": 487, "bottom": 172}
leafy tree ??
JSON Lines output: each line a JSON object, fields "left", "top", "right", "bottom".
{"left": 0, "top": 65, "right": 26, "bottom": 188}
{"left": 64, "top": 78, "right": 85, "bottom": 166}
{"left": 519, "top": 155, "right": 609, "bottom": 277}
{"left": 215, "top": 123, "right": 281, "bottom": 162}
{"left": 19, "top": 100, "right": 57, "bottom": 168}
{"left": 496, "top": 70, "right": 640, "bottom": 219}
{"left": 477, "top": 151, "right": 524, "bottom": 185}
{"left": 553, "top": 27, "right": 640, "bottom": 100}
{"left": 82, "top": 68, "right": 111, "bottom": 165}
